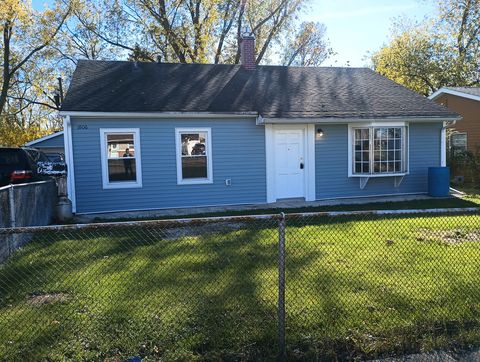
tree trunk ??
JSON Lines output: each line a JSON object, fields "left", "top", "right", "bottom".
{"left": 0, "top": 23, "right": 12, "bottom": 116}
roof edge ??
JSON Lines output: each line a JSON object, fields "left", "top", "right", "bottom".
{"left": 259, "top": 116, "right": 461, "bottom": 124}
{"left": 59, "top": 111, "right": 259, "bottom": 118}
{"left": 429, "top": 87, "right": 480, "bottom": 102}
{"left": 59, "top": 111, "right": 460, "bottom": 123}
{"left": 24, "top": 131, "right": 64, "bottom": 146}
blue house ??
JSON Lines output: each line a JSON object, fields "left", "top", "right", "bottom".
{"left": 59, "top": 36, "right": 459, "bottom": 215}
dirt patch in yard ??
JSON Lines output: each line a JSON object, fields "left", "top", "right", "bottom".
{"left": 27, "top": 292, "right": 70, "bottom": 306}
{"left": 417, "top": 229, "right": 480, "bottom": 245}
{"left": 369, "top": 347, "right": 480, "bottom": 361}
{"left": 161, "top": 222, "right": 250, "bottom": 240}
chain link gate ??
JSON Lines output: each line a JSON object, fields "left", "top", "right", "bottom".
{"left": 1, "top": 209, "right": 480, "bottom": 361}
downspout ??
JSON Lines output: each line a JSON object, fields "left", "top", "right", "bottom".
{"left": 441, "top": 120, "right": 456, "bottom": 167}
{"left": 63, "top": 115, "right": 77, "bottom": 213}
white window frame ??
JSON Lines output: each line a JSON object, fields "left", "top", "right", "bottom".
{"left": 175, "top": 127, "right": 213, "bottom": 185}
{"left": 99, "top": 128, "right": 142, "bottom": 189}
{"left": 348, "top": 122, "right": 409, "bottom": 177}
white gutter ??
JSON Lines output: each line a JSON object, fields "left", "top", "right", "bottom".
{"left": 60, "top": 111, "right": 460, "bottom": 124}
{"left": 441, "top": 120, "right": 457, "bottom": 167}
{"left": 59, "top": 111, "right": 259, "bottom": 119}
{"left": 257, "top": 116, "right": 460, "bottom": 125}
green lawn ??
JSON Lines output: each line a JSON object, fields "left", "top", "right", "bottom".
{"left": 1, "top": 213, "right": 480, "bottom": 361}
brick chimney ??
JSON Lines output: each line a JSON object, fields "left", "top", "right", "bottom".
{"left": 240, "top": 30, "right": 256, "bottom": 70}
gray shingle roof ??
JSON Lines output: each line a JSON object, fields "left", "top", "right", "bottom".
{"left": 61, "top": 60, "right": 458, "bottom": 119}
{"left": 444, "top": 87, "right": 480, "bottom": 98}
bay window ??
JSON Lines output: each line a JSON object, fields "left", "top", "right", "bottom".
{"left": 350, "top": 124, "right": 408, "bottom": 176}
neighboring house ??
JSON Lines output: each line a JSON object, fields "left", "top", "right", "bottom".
{"left": 429, "top": 87, "right": 480, "bottom": 154}
{"left": 59, "top": 35, "right": 459, "bottom": 215}
{"left": 25, "top": 131, "right": 65, "bottom": 158}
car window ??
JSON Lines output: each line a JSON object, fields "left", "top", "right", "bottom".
{"left": 37, "top": 152, "right": 50, "bottom": 162}
{"left": 0, "top": 150, "right": 24, "bottom": 166}
{"left": 25, "top": 150, "right": 37, "bottom": 162}
{"left": 26, "top": 150, "right": 49, "bottom": 163}
{"left": 46, "top": 153, "right": 64, "bottom": 162}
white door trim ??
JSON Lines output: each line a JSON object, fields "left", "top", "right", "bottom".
{"left": 265, "top": 124, "right": 315, "bottom": 203}
{"left": 305, "top": 124, "right": 316, "bottom": 201}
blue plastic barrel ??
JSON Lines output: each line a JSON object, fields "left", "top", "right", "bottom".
{"left": 428, "top": 167, "right": 450, "bottom": 197}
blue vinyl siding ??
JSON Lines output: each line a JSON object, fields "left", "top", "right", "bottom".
{"left": 71, "top": 118, "right": 443, "bottom": 214}
{"left": 71, "top": 118, "right": 266, "bottom": 213}
{"left": 315, "top": 123, "right": 442, "bottom": 199}
{"left": 32, "top": 133, "right": 64, "bottom": 148}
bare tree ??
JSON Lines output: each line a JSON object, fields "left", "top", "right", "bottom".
{"left": 0, "top": 0, "right": 72, "bottom": 116}
{"left": 281, "top": 21, "right": 333, "bottom": 67}
{"left": 73, "top": 0, "right": 314, "bottom": 65}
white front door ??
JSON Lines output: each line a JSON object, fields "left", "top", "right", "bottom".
{"left": 274, "top": 129, "right": 305, "bottom": 199}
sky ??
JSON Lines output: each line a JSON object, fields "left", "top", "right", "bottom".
{"left": 31, "top": 0, "right": 437, "bottom": 67}
{"left": 303, "top": 0, "right": 436, "bottom": 67}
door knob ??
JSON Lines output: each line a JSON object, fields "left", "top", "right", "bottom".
{"left": 300, "top": 163, "right": 304, "bottom": 169}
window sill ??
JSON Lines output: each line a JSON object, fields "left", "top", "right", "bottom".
{"left": 102, "top": 182, "right": 143, "bottom": 189}
{"left": 177, "top": 179, "right": 213, "bottom": 186}
{"left": 349, "top": 172, "right": 408, "bottom": 178}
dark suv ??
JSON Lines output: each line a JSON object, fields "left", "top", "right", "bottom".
{"left": 0, "top": 147, "right": 51, "bottom": 187}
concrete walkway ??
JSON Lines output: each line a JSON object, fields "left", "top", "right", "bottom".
{"left": 74, "top": 194, "right": 443, "bottom": 222}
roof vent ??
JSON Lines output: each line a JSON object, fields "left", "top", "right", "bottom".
{"left": 132, "top": 61, "right": 141, "bottom": 72}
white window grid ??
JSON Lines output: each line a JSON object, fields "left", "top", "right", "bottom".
{"left": 352, "top": 126, "right": 407, "bottom": 176}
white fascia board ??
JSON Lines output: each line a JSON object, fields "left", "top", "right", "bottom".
{"left": 59, "top": 111, "right": 258, "bottom": 119}
{"left": 60, "top": 111, "right": 460, "bottom": 123}
{"left": 25, "top": 131, "right": 64, "bottom": 146}
{"left": 429, "top": 88, "right": 480, "bottom": 102}
{"left": 261, "top": 116, "right": 459, "bottom": 124}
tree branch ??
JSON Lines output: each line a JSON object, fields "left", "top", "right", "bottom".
{"left": 11, "top": 7, "right": 71, "bottom": 75}
{"left": 8, "top": 96, "right": 59, "bottom": 110}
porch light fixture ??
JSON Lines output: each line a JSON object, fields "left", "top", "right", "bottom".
{"left": 316, "top": 128, "right": 324, "bottom": 137}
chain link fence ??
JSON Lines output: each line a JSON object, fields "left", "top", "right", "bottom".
{"left": 1, "top": 210, "right": 480, "bottom": 361}
{"left": 0, "top": 180, "right": 57, "bottom": 262}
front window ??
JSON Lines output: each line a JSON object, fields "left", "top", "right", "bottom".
{"left": 176, "top": 128, "right": 212, "bottom": 184}
{"left": 351, "top": 125, "right": 408, "bottom": 176}
{"left": 100, "top": 129, "right": 142, "bottom": 189}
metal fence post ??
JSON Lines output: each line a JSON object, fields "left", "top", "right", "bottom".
{"left": 278, "top": 212, "right": 286, "bottom": 361}
{"left": 7, "top": 185, "right": 16, "bottom": 257}
{"left": 8, "top": 185, "right": 15, "bottom": 228}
